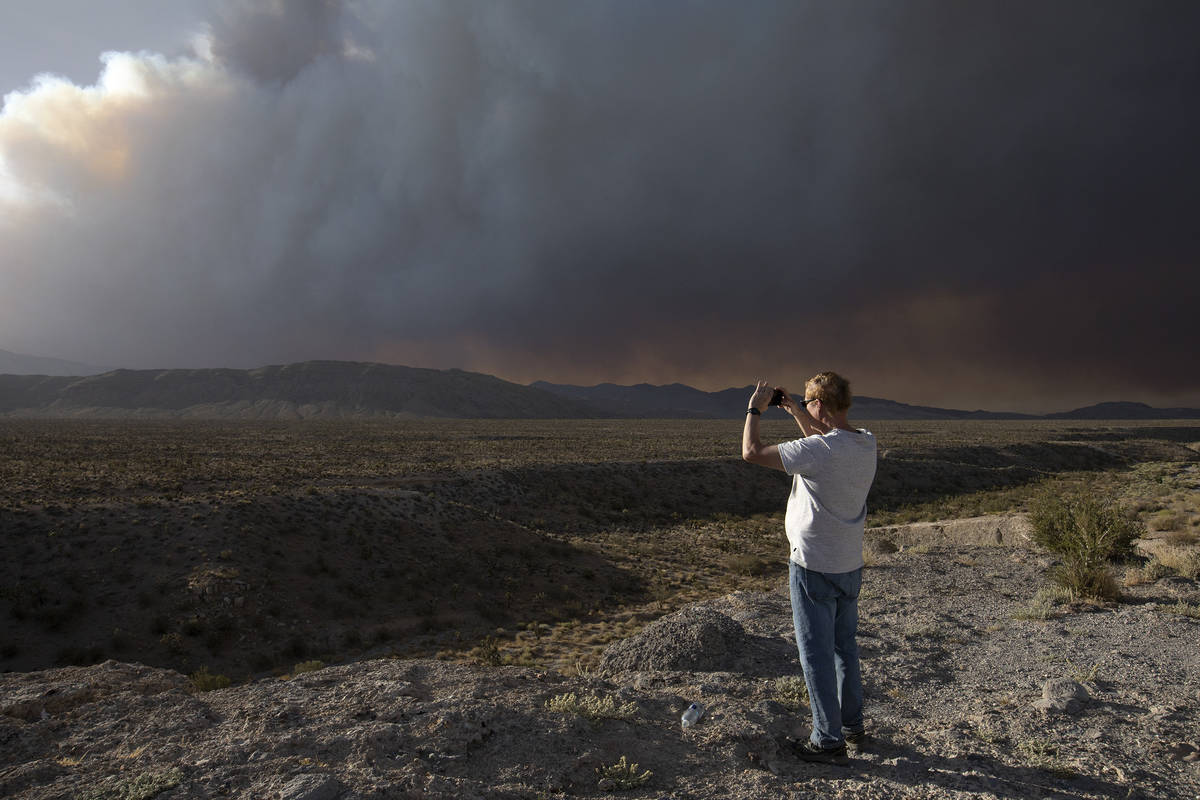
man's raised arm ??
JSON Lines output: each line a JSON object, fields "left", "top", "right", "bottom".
{"left": 742, "top": 380, "right": 786, "bottom": 471}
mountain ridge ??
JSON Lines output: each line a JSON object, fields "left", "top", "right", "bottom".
{"left": 0, "top": 361, "right": 603, "bottom": 420}
{"left": 532, "top": 380, "right": 1200, "bottom": 421}
{"left": 1, "top": 359, "right": 1197, "bottom": 419}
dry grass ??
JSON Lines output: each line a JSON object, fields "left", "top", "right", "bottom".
{"left": 1151, "top": 546, "right": 1200, "bottom": 579}
{"left": 1012, "top": 586, "right": 1076, "bottom": 620}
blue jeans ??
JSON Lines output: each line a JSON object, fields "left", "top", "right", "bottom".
{"left": 789, "top": 561, "right": 864, "bottom": 749}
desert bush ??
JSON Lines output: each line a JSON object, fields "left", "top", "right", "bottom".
{"left": 79, "top": 767, "right": 183, "bottom": 800}
{"left": 1017, "top": 737, "right": 1073, "bottom": 777}
{"left": 291, "top": 659, "right": 325, "bottom": 675}
{"left": 1051, "top": 559, "right": 1121, "bottom": 602}
{"left": 1029, "top": 488, "right": 1142, "bottom": 563}
{"left": 545, "top": 692, "right": 637, "bottom": 721}
{"left": 774, "top": 675, "right": 810, "bottom": 709}
{"left": 595, "top": 756, "right": 652, "bottom": 791}
{"left": 1030, "top": 488, "right": 1141, "bottom": 600}
{"left": 189, "top": 666, "right": 231, "bottom": 692}
{"left": 472, "top": 636, "right": 503, "bottom": 666}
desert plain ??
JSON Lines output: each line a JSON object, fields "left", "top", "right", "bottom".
{"left": 1, "top": 417, "right": 1198, "bottom": 798}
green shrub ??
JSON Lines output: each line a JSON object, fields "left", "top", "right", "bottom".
{"left": 79, "top": 767, "right": 183, "bottom": 800}
{"left": 773, "top": 675, "right": 810, "bottom": 710}
{"left": 1029, "top": 488, "right": 1141, "bottom": 600}
{"left": 291, "top": 659, "right": 325, "bottom": 675}
{"left": 545, "top": 692, "right": 637, "bottom": 721}
{"left": 189, "top": 666, "right": 230, "bottom": 692}
{"left": 1051, "top": 559, "right": 1121, "bottom": 602}
{"left": 472, "top": 636, "right": 503, "bottom": 666}
{"left": 595, "top": 755, "right": 652, "bottom": 791}
{"left": 1029, "top": 488, "right": 1142, "bottom": 563}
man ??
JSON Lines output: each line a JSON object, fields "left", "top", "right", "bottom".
{"left": 742, "top": 371, "right": 877, "bottom": 764}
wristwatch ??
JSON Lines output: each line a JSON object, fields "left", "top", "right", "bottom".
{"left": 746, "top": 408, "right": 761, "bottom": 415}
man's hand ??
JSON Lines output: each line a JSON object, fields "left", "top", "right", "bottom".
{"left": 749, "top": 379, "right": 774, "bottom": 412}
{"left": 777, "top": 387, "right": 801, "bottom": 417}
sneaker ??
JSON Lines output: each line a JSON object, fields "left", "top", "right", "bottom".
{"left": 793, "top": 740, "right": 850, "bottom": 765}
{"left": 845, "top": 730, "right": 868, "bottom": 747}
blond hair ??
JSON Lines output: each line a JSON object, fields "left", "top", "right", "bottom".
{"left": 805, "top": 371, "right": 852, "bottom": 413}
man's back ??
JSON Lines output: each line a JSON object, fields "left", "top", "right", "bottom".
{"left": 777, "top": 428, "right": 877, "bottom": 573}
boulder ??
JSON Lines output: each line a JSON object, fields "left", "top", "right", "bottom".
{"left": 1033, "top": 678, "right": 1089, "bottom": 715}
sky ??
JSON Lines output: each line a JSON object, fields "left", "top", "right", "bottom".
{"left": 1, "top": 1, "right": 1198, "bottom": 414}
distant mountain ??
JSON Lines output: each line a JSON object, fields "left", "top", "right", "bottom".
{"left": 530, "top": 381, "right": 748, "bottom": 419}
{"left": 2, "top": 361, "right": 1196, "bottom": 419}
{"left": 0, "top": 348, "right": 110, "bottom": 377}
{"left": 0, "top": 361, "right": 603, "bottom": 419}
{"left": 532, "top": 382, "right": 1039, "bottom": 420}
{"left": 850, "top": 396, "right": 1038, "bottom": 421}
{"left": 1044, "top": 401, "right": 1200, "bottom": 420}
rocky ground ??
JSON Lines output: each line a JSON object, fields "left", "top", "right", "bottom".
{"left": 3, "top": 521, "right": 1198, "bottom": 800}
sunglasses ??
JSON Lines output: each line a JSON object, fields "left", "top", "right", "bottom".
{"left": 803, "top": 398, "right": 819, "bottom": 406}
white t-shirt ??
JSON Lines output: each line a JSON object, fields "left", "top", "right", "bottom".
{"left": 777, "top": 428, "right": 877, "bottom": 574}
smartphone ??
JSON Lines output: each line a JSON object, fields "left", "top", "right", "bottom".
{"left": 768, "top": 389, "right": 784, "bottom": 407}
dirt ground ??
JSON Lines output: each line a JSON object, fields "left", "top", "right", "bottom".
{"left": 3, "top": 522, "right": 1198, "bottom": 799}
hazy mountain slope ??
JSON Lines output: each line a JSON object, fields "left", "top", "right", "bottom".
{"left": 2, "top": 361, "right": 1196, "bottom": 419}
{"left": 0, "top": 348, "right": 109, "bottom": 377}
{"left": 1044, "top": 401, "right": 1200, "bottom": 420}
{"left": 530, "top": 381, "right": 748, "bottom": 418}
{"left": 849, "top": 396, "right": 1039, "bottom": 420}
{"left": 0, "top": 361, "right": 604, "bottom": 419}
{"left": 532, "top": 381, "right": 1040, "bottom": 420}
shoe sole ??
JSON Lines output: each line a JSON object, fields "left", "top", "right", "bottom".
{"left": 797, "top": 753, "right": 850, "bottom": 766}
{"left": 794, "top": 746, "right": 850, "bottom": 766}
